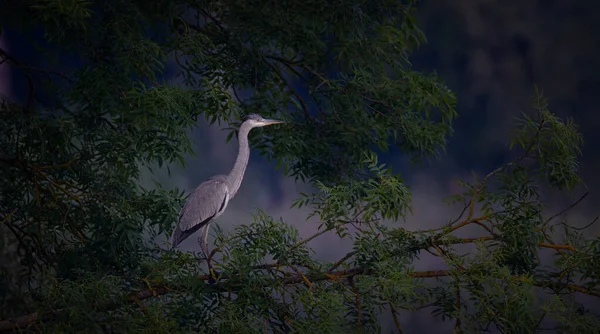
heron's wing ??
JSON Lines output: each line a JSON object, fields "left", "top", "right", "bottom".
{"left": 180, "top": 175, "right": 229, "bottom": 231}
{"left": 171, "top": 175, "right": 229, "bottom": 247}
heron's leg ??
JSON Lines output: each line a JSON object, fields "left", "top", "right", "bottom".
{"left": 199, "top": 225, "right": 218, "bottom": 282}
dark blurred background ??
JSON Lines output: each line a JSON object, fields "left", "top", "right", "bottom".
{"left": 415, "top": 0, "right": 600, "bottom": 189}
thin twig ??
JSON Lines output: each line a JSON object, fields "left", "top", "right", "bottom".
{"left": 561, "top": 216, "right": 598, "bottom": 231}
{"left": 262, "top": 55, "right": 312, "bottom": 121}
{"left": 454, "top": 283, "right": 461, "bottom": 333}
{"left": 349, "top": 277, "right": 362, "bottom": 333}
{"left": 328, "top": 251, "right": 357, "bottom": 272}
{"left": 545, "top": 192, "right": 589, "bottom": 224}
{"left": 289, "top": 265, "right": 312, "bottom": 291}
{"left": 1, "top": 208, "right": 17, "bottom": 225}
{"left": 389, "top": 304, "right": 403, "bottom": 334}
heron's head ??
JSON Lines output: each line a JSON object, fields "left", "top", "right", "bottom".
{"left": 242, "top": 113, "right": 285, "bottom": 128}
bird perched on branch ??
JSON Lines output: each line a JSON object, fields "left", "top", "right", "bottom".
{"left": 170, "top": 113, "right": 284, "bottom": 280}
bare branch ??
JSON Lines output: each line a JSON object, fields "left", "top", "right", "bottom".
{"left": 545, "top": 192, "right": 589, "bottom": 224}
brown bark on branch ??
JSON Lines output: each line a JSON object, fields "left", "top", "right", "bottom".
{"left": 0, "top": 234, "right": 581, "bottom": 332}
{"left": 1, "top": 266, "right": 597, "bottom": 332}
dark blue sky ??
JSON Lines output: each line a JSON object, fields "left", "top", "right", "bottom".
{"left": 413, "top": 0, "right": 600, "bottom": 186}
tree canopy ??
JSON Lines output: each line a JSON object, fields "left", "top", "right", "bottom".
{"left": 1, "top": 0, "right": 598, "bottom": 333}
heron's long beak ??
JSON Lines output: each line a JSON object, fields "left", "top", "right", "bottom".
{"left": 261, "top": 119, "right": 285, "bottom": 126}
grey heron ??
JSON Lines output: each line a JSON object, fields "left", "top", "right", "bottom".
{"left": 170, "top": 113, "right": 284, "bottom": 279}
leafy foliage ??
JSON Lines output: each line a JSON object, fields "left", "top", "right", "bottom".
{"left": 1, "top": 0, "right": 599, "bottom": 333}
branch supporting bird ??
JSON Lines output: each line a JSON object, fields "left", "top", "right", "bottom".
{"left": 170, "top": 114, "right": 284, "bottom": 282}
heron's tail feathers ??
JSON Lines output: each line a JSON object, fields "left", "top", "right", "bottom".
{"left": 170, "top": 225, "right": 183, "bottom": 249}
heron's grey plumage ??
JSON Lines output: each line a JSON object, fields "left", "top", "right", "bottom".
{"left": 170, "top": 176, "right": 229, "bottom": 249}
{"left": 170, "top": 114, "right": 284, "bottom": 252}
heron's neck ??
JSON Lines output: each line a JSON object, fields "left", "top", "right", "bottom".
{"left": 227, "top": 124, "right": 252, "bottom": 197}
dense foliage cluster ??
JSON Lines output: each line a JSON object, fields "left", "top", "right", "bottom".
{"left": 1, "top": 1, "right": 598, "bottom": 333}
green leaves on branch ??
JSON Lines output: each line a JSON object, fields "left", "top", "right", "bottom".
{"left": 292, "top": 151, "right": 411, "bottom": 240}
{"left": 267, "top": 68, "right": 457, "bottom": 184}
{"left": 510, "top": 87, "right": 584, "bottom": 191}
{"left": 216, "top": 211, "right": 314, "bottom": 271}
{"left": 170, "top": 0, "right": 457, "bottom": 185}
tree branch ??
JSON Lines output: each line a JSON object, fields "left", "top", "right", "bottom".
{"left": 389, "top": 303, "right": 403, "bottom": 334}
{"left": 1, "top": 265, "right": 598, "bottom": 332}
{"left": 545, "top": 192, "right": 589, "bottom": 224}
